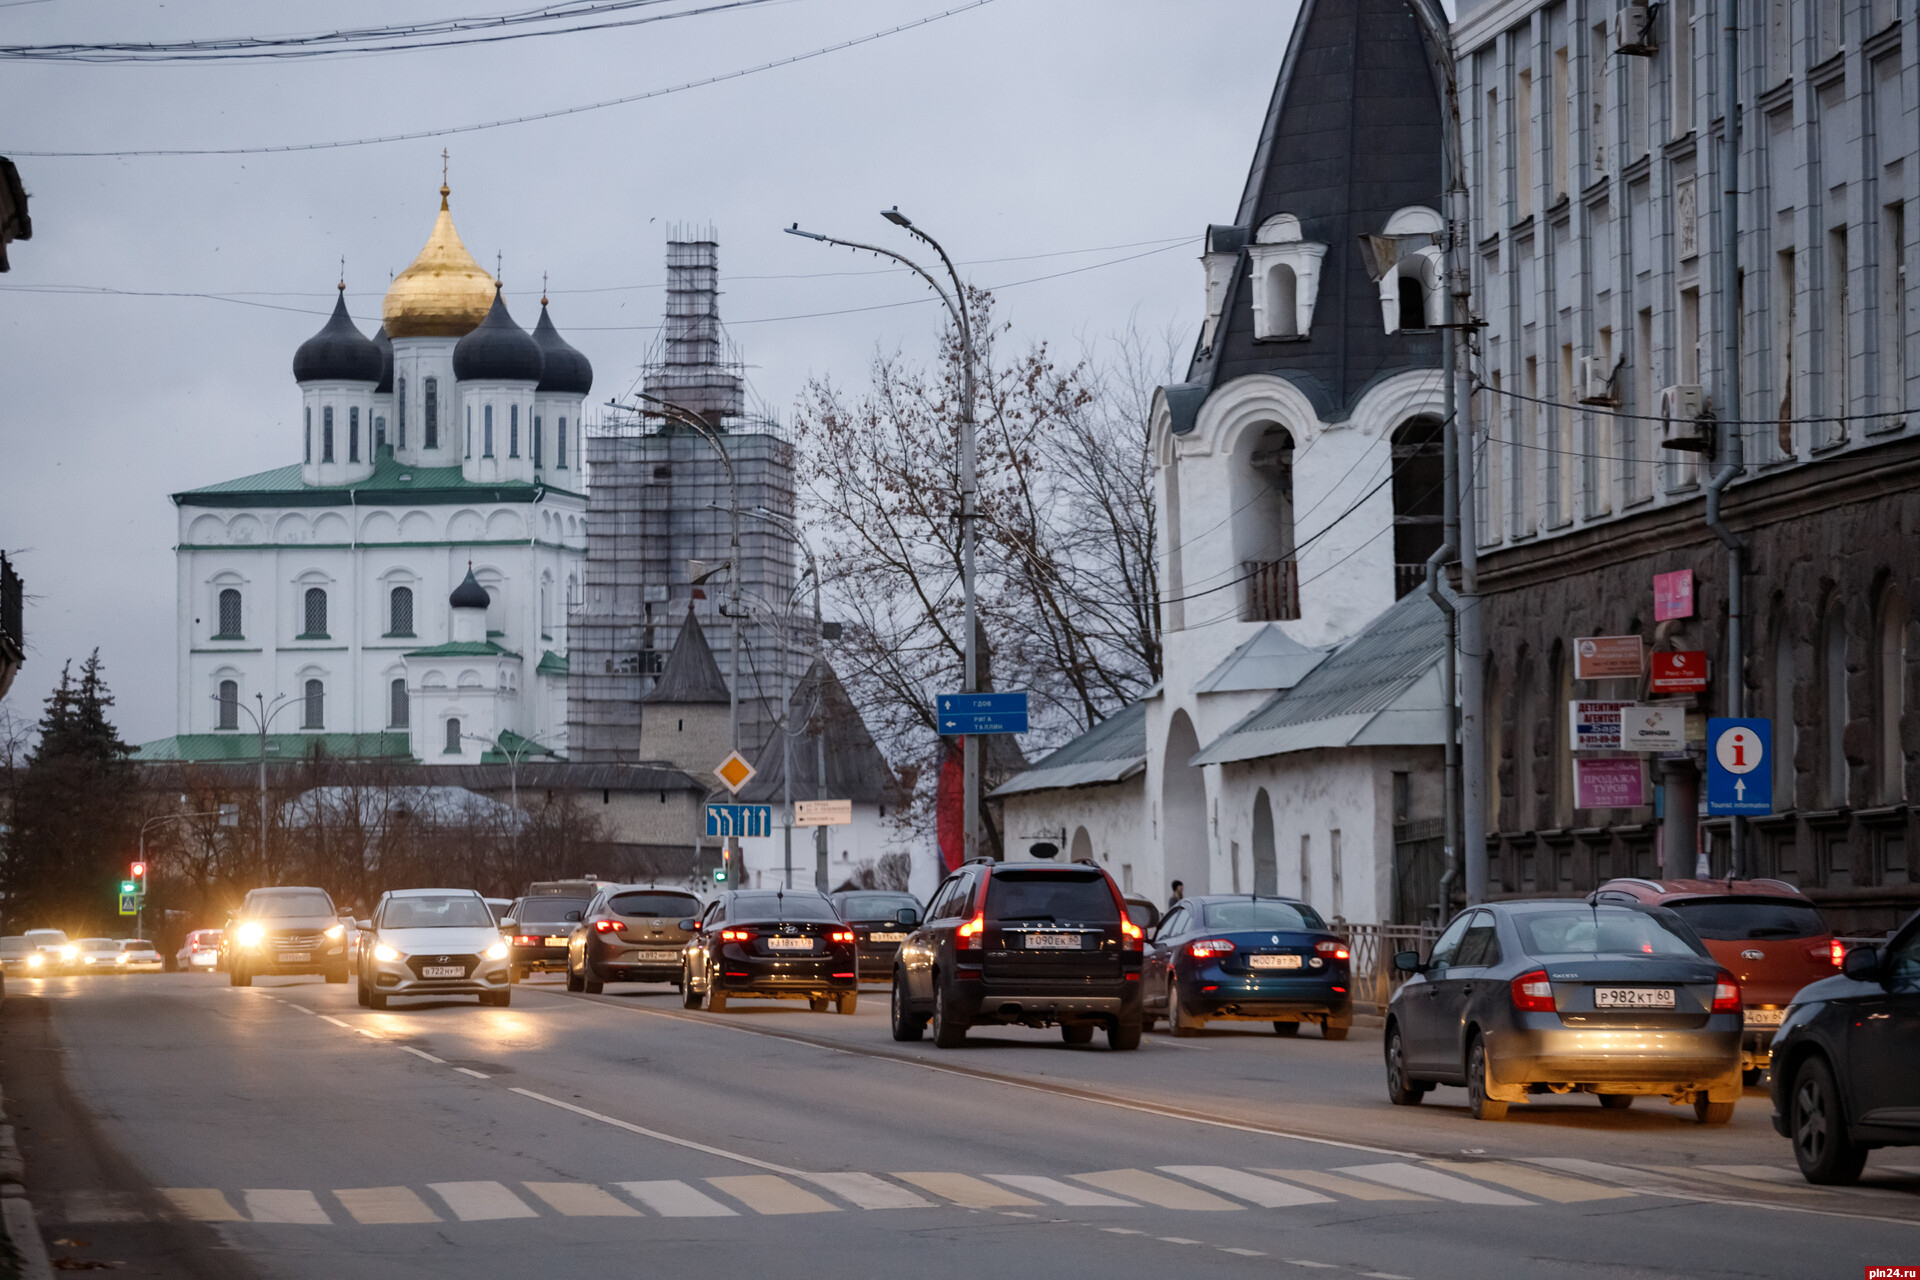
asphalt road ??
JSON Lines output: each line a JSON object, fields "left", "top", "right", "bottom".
{"left": 4, "top": 971, "right": 1918, "bottom": 1280}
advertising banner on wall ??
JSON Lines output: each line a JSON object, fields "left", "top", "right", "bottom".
{"left": 1574, "top": 635, "right": 1644, "bottom": 680}
{"left": 1576, "top": 758, "right": 1647, "bottom": 809}
{"left": 1619, "top": 703, "right": 1687, "bottom": 752}
{"left": 1654, "top": 569, "right": 1695, "bottom": 620}
{"left": 1569, "top": 700, "right": 1635, "bottom": 751}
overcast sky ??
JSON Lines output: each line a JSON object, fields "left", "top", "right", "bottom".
{"left": 1, "top": 0, "right": 1310, "bottom": 744}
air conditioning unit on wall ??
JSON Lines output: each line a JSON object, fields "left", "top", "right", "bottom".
{"left": 1577, "top": 356, "right": 1620, "bottom": 406}
{"left": 1614, "top": 1, "right": 1656, "bottom": 56}
{"left": 1659, "top": 384, "right": 1713, "bottom": 453}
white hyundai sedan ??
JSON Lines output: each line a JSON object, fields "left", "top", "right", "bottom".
{"left": 356, "top": 889, "right": 512, "bottom": 1010}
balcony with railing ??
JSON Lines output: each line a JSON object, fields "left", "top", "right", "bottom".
{"left": 1241, "top": 559, "right": 1299, "bottom": 621}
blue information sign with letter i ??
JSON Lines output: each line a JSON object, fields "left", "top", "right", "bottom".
{"left": 937, "top": 691, "right": 1030, "bottom": 736}
{"left": 1706, "top": 718, "right": 1773, "bottom": 816}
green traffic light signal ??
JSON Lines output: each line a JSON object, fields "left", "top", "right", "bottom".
{"left": 712, "top": 867, "right": 727, "bottom": 883}
{"left": 120, "top": 880, "right": 138, "bottom": 894}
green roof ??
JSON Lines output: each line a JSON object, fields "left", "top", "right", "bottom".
{"left": 173, "top": 449, "right": 584, "bottom": 509}
{"left": 536, "top": 650, "right": 570, "bottom": 676}
{"left": 405, "top": 640, "right": 519, "bottom": 659}
{"left": 481, "top": 729, "right": 564, "bottom": 764}
{"left": 131, "top": 732, "right": 416, "bottom": 763}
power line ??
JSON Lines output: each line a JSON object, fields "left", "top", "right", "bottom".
{"left": 1474, "top": 373, "right": 1914, "bottom": 430}
{"left": 10, "top": 0, "right": 998, "bottom": 157}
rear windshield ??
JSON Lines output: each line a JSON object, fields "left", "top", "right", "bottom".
{"left": 986, "top": 871, "right": 1118, "bottom": 924}
{"left": 1668, "top": 898, "right": 1827, "bottom": 941}
{"left": 120, "top": 940, "right": 154, "bottom": 951}
{"left": 380, "top": 895, "right": 495, "bottom": 929}
{"left": 515, "top": 897, "right": 591, "bottom": 924}
{"left": 1201, "top": 900, "right": 1327, "bottom": 932}
{"left": 608, "top": 892, "right": 700, "bottom": 918}
{"left": 250, "top": 891, "right": 335, "bottom": 919}
{"left": 729, "top": 893, "right": 838, "bottom": 923}
{"left": 836, "top": 894, "right": 919, "bottom": 920}
{"left": 1515, "top": 906, "right": 1704, "bottom": 959}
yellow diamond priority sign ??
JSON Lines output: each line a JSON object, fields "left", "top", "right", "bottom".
{"left": 714, "top": 750, "right": 756, "bottom": 794}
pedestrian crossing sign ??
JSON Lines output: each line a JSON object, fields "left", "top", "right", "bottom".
{"left": 118, "top": 892, "right": 138, "bottom": 916}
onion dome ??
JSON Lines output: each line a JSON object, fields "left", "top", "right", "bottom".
{"left": 381, "top": 184, "right": 495, "bottom": 339}
{"left": 532, "top": 300, "right": 593, "bottom": 395}
{"left": 452, "top": 285, "right": 544, "bottom": 382}
{"left": 293, "top": 286, "right": 382, "bottom": 384}
{"left": 449, "top": 568, "right": 490, "bottom": 610}
{"left": 372, "top": 325, "right": 393, "bottom": 393}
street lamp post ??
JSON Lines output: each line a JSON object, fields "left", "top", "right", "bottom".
{"left": 223, "top": 692, "right": 300, "bottom": 879}
{"left": 463, "top": 730, "right": 554, "bottom": 852}
{"left": 786, "top": 211, "right": 981, "bottom": 863}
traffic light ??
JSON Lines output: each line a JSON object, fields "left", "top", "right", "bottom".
{"left": 130, "top": 861, "right": 148, "bottom": 892}
{"left": 712, "top": 865, "right": 728, "bottom": 883}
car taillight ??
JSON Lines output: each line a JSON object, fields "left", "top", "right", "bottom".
{"left": 513, "top": 935, "right": 540, "bottom": 947}
{"left": 1315, "top": 939, "right": 1350, "bottom": 960}
{"left": 1510, "top": 969, "right": 1556, "bottom": 1012}
{"left": 1189, "top": 938, "right": 1234, "bottom": 959}
{"left": 1712, "top": 969, "right": 1742, "bottom": 1013}
{"left": 1119, "top": 918, "right": 1144, "bottom": 952}
{"left": 592, "top": 919, "right": 623, "bottom": 934}
{"left": 720, "top": 928, "right": 757, "bottom": 943}
{"left": 1819, "top": 939, "right": 1844, "bottom": 967}
{"left": 830, "top": 929, "right": 855, "bottom": 944}
{"left": 957, "top": 912, "right": 984, "bottom": 952}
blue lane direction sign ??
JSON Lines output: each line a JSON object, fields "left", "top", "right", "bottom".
{"left": 1707, "top": 717, "right": 1773, "bottom": 815}
{"left": 937, "top": 691, "right": 1030, "bottom": 736}
{"left": 705, "top": 803, "right": 773, "bottom": 839}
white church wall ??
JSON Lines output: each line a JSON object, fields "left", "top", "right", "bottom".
{"left": 999, "top": 775, "right": 1148, "bottom": 896}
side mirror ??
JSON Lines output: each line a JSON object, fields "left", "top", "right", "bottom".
{"left": 356, "top": 919, "right": 372, "bottom": 932}
{"left": 895, "top": 908, "right": 919, "bottom": 926}
{"left": 679, "top": 918, "right": 698, "bottom": 932}
{"left": 1842, "top": 945, "right": 1883, "bottom": 984}
{"left": 499, "top": 919, "right": 516, "bottom": 931}
{"left": 565, "top": 910, "right": 583, "bottom": 923}
{"left": 1393, "top": 949, "right": 1423, "bottom": 974}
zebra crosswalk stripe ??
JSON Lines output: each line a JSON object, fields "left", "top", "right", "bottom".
{"left": 428, "top": 1181, "right": 540, "bottom": 1221}
{"left": 522, "top": 1182, "right": 642, "bottom": 1217}
{"left": 158, "top": 1188, "right": 245, "bottom": 1222}
{"left": 242, "top": 1190, "right": 331, "bottom": 1224}
{"left": 1071, "top": 1169, "right": 1242, "bottom": 1211}
{"left": 1424, "top": 1160, "right": 1636, "bottom": 1203}
{"left": 1333, "top": 1163, "right": 1534, "bottom": 1206}
{"left": 616, "top": 1180, "right": 735, "bottom": 1217}
{"left": 988, "top": 1175, "right": 1135, "bottom": 1207}
{"left": 801, "top": 1172, "right": 933, "bottom": 1210}
{"left": 1159, "top": 1166, "right": 1334, "bottom": 1208}
{"left": 706, "top": 1175, "right": 839, "bottom": 1215}
{"left": 893, "top": 1172, "right": 1040, "bottom": 1208}
{"left": 334, "top": 1187, "right": 441, "bottom": 1224}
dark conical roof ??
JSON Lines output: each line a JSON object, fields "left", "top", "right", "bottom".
{"left": 641, "top": 608, "right": 731, "bottom": 704}
{"left": 452, "top": 286, "right": 544, "bottom": 383}
{"left": 532, "top": 302, "right": 593, "bottom": 395}
{"left": 293, "top": 287, "right": 383, "bottom": 384}
{"left": 740, "top": 659, "right": 900, "bottom": 805}
{"left": 372, "top": 325, "right": 394, "bottom": 393}
{"left": 449, "top": 567, "right": 491, "bottom": 609}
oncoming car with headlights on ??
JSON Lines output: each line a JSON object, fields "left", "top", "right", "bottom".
{"left": 228, "top": 887, "right": 350, "bottom": 986}
{"left": 357, "top": 889, "right": 512, "bottom": 1009}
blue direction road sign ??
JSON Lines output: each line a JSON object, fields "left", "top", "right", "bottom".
{"left": 937, "top": 691, "right": 1030, "bottom": 735}
{"left": 705, "top": 804, "right": 773, "bottom": 839}
{"left": 1707, "top": 717, "right": 1773, "bottom": 815}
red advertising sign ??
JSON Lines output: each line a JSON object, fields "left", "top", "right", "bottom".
{"left": 1654, "top": 569, "right": 1694, "bottom": 621}
{"left": 1648, "top": 650, "right": 1709, "bottom": 693}
{"left": 1575, "top": 758, "right": 1646, "bottom": 810}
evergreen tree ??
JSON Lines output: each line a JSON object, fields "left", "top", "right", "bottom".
{"left": 2, "top": 651, "right": 137, "bottom": 933}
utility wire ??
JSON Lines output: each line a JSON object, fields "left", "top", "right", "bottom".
{"left": 10, "top": 0, "right": 998, "bottom": 157}
{"left": 1474, "top": 374, "right": 1914, "bottom": 430}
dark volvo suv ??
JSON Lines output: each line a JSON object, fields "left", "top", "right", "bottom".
{"left": 890, "top": 859, "right": 1144, "bottom": 1050}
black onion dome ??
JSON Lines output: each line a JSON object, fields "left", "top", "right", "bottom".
{"left": 372, "top": 325, "right": 393, "bottom": 393}
{"left": 532, "top": 303, "right": 593, "bottom": 396}
{"left": 449, "top": 568, "right": 490, "bottom": 610}
{"left": 293, "top": 288, "right": 383, "bottom": 384}
{"left": 452, "top": 286, "right": 543, "bottom": 382}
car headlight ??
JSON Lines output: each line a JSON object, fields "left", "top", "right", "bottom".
{"left": 372, "top": 943, "right": 401, "bottom": 963}
{"left": 59, "top": 946, "right": 76, "bottom": 961}
{"left": 236, "top": 922, "right": 264, "bottom": 947}
{"left": 324, "top": 924, "right": 344, "bottom": 941}
{"left": 117, "top": 954, "right": 129, "bottom": 964}
{"left": 484, "top": 942, "right": 508, "bottom": 961}
{"left": 27, "top": 954, "right": 42, "bottom": 968}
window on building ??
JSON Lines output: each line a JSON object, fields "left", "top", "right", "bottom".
{"left": 1328, "top": 829, "right": 1343, "bottom": 919}
{"left": 398, "top": 376, "right": 408, "bottom": 449}
{"left": 1269, "top": 264, "right": 1299, "bottom": 336}
{"left": 1237, "top": 424, "right": 1298, "bottom": 622}
{"left": 510, "top": 404, "right": 520, "bottom": 457}
{"left": 216, "top": 587, "right": 242, "bottom": 638}
{"left": 1883, "top": 203, "right": 1907, "bottom": 424}
{"left": 1631, "top": 306, "right": 1655, "bottom": 499}
{"left": 466, "top": 414, "right": 472, "bottom": 458}
{"left": 533, "top": 415, "right": 543, "bottom": 467}
{"left": 1826, "top": 225, "right": 1851, "bottom": 443}
{"left": 303, "top": 586, "right": 328, "bottom": 638}
{"left": 445, "top": 717, "right": 462, "bottom": 754}
{"left": 1519, "top": 356, "right": 1539, "bottom": 533}
{"left": 1824, "top": 598, "right": 1850, "bottom": 806}
{"left": 1670, "top": 0, "right": 1693, "bottom": 137}
{"left": 1817, "top": 0, "right": 1844, "bottom": 60}
{"left": 303, "top": 678, "right": 325, "bottom": 730}
{"left": 389, "top": 585, "right": 414, "bottom": 636}
{"left": 557, "top": 417, "right": 568, "bottom": 467}
{"left": 349, "top": 406, "right": 360, "bottom": 462}
{"left": 1767, "top": 0, "right": 1791, "bottom": 84}
{"left": 1775, "top": 246, "right": 1798, "bottom": 458}
{"left": 1553, "top": 45, "right": 1571, "bottom": 200}
{"left": 1391, "top": 417, "right": 1444, "bottom": 597}
{"left": 217, "top": 679, "right": 239, "bottom": 730}
{"left": 304, "top": 406, "right": 312, "bottom": 463}
{"left": 1628, "top": 51, "right": 1649, "bottom": 159}
{"left": 322, "top": 406, "right": 334, "bottom": 463}
{"left": 1556, "top": 342, "right": 1576, "bottom": 523}
{"left": 484, "top": 404, "right": 494, "bottom": 457}
{"left": 1397, "top": 276, "right": 1427, "bottom": 331}
{"left": 424, "top": 376, "right": 439, "bottom": 449}
{"left": 390, "top": 678, "right": 408, "bottom": 729}
{"left": 1516, "top": 68, "right": 1534, "bottom": 220}
{"left": 374, "top": 415, "right": 386, "bottom": 452}
{"left": 1881, "top": 586, "right": 1908, "bottom": 803}
{"left": 1486, "top": 660, "right": 1505, "bottom": 829}
{"left": 1483, "top": 366, "right": 1504, "bottom": 543}
{"left": 1671, "top": 286, "right": 1703, "bottom": 490}
{"left": 1593, "top": 325, "right": 1615, "bottom": 511}
{"left": 1590, "top": 21, "right": 1609, "bottom": 175}
{"left": 1483, "top": 84, "right": 1502, "bottom": 231}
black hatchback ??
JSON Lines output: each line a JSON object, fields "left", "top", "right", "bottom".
{"left": 680, "top": 889, "right": 858, "bottom": 1014}
{"left": 890, "top": 859, "right": 1143, "bottom": 1050}
{"left": 1769, "top": 909, "right": 1920, "bottom": 1183}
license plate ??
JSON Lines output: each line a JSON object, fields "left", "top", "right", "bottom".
{"left": 869, "top": 932, "right": 908, "bottom": 944}
{"left": 1594, "top": 987, "right": 1675, "bottom": 1009}
{"left": 421, "top": 965, "right": 465, "bottom": 979}
{"left": 1249, "top": 953, "right": 1303, "bottom": 969}
{"left": 1025, "top": 933, "right": 1081, "bottom": 950}
{"left": 767, "top": 937, "right": 813, "bottom": 951}
{"left": 543, "top": 937, "right": 570, "bottom": 947}
{"left": 1744, "top": 1007, "right": 1786, "bottom": 1027}
{"left": 636, "top": 950, "right": 679, "bottom": 962}
{"left": 277, "top": 952, "right": 310, "bottom": 964}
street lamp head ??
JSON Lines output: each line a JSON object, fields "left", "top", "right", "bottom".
{"left": 880, "top": 207, "right": 913, "bottom": 228}
{"left": 785, "top": 224, "right": 827, "bottom": 242}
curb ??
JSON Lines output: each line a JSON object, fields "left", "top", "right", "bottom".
{"left": 0, "top": 1198, "right": 51, "bottom": 1280}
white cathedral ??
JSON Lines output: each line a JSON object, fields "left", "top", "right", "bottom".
{"left": 149, "top": 181, "right": 592, "bottom": 765}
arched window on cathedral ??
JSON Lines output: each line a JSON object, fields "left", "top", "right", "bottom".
{"left": 322, "top": 406, "right": 334, "bottom": 462}
{"left": 302, "top": 587, "right": 328, "bottom": 638}
{"left": 397, "top": 376, "right": 408, "bottom": 449}
{"left": 389, "top": 586, "right": 414, "bottom": 637}
{"left": 557, "top": 417, "right": 568, "bottom": 468}
{"left": 389, "top": 679, "right": 409, "bottom": 729}
{"left": 424, "top": 376, "right": 439, "bottom": 449}
{"left": 303, "top": 679, "right": 325, "bottom": 730}
{"left": 374, "top": 415, "right": 386, "bottom": 452}
{"left": 349, "top": 406, "right": 360, "bottom": 462}
{"left": 445, "top": 717, "right": 462, "bottom": 754}
{"left": 510, "top": 404, "right": 520, "bottom": 457}
{"left": 216, "top": 588, "right": 243, "bottom": 639}
{"left": 484, "top": 405, "right": 494, "bottom": 457}
{"left": 217, "top": 680, "right": 239, "bottom": 730}
{"left": 1391, "top": 416, "right": 1446, "bottom": 598}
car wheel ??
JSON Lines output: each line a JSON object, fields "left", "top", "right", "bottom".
{"left": 1273, "top": 1020, "right": 1300, "bottom": 1037}
{"left": 487, "top": 988, "right": 511, "bottom": 1008}
{"left": 1693, "top": 1095, "right": 1735, "bottom": 1125}
{"left": 703, "top": 985, "right": 728, "bottom": 1013}
{"left": 681, "top": 967, "right": 702, "bottom": 1010}
{"left": 1385, "top": 1025, "right": 1424, "bottom": 1106}
{"left": 810, "top": 997, "right": 831, "bottom": 1012}
{"left": 1107, "top": 1018, "right": 1142, "bottom": 1051}
{"left": 889, "top": 973, "right": 926, "bottom": 1042}
{"left": 1597, "top": 1093, "right": 1634, "bottom": 1110}
{"left": 1061, "top": 1022, "right": 1095, "bottom": 1045}
{"left": 1790, "top": 1056, "right": 1866, "bottom": 1184}
{"left": 582, "top": 966, "right": 604, "bottom": 995}
{"left": 565, "top": 962, "right": 585, "bottom": 993}
{"left": 1322, "top": 1020, "right": 1350, "bottom": 1042}
{"left": 1167, "top": 977, "right": 1201, "bottom": 1037}
{"left": 368, "top": 990, "right": 388, "bottom": 1010}
{"left": 512, "top": 966, "right": 528, "bottom": 984}
{"left": 1467, "top": 1035, "right": 1507, "bottom": 1121}
{"left": 355, "top": 978, "right": 370, "bottom": 1008}
{"left": 930, "top": 978, "right": 967, "bottom": 1048}
{"left": 836, "top": 992, "right": 857, "bottom": 1016}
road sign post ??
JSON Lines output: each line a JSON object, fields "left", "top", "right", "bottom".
{"left": 1707, "top": 718, "right": 1772, "bottom": 816}
{"left": 937, "top": 691, "right": 1029, "bottom": 736}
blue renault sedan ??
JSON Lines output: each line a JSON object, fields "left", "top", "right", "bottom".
{"left": 1143, "top": 895, "right": 1351, "bottom": 1039}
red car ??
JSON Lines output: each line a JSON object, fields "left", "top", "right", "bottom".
{"left": 1595, "top": 878, "right": 1841, "bottom": 1081}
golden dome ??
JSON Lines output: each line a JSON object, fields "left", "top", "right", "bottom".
{"left": 381, "top": 185, "right": 495, "bottom": 339}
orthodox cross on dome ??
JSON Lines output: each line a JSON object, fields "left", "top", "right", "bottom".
{"left": 440, "top": 148, "right": 451, "bottom": 207}
{"left": 541, "top": 271, "right": 549, "bottom": 307}
{"left": 337, "top": 255, "right": 346, "bottom": 292}
{"left": 495, "top": 251, "right": 503, "bottom": 288}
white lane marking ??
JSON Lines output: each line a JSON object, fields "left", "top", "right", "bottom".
{"left": 1425, "top": 1159, "right": 1636, "bottom": 1203}
{"left": 1287, "top": 1262, "right": 1340, "bottom": 1270}
{"left": 243, "top": 1190, "right": 332, "bottom": 1224}
{"left": 427, "top": 1181, "right": 539, "bottom": 1221}
{"left": 893, "top": 1172, "right": 1040, "bottom": 1207}
{"left": 61, "top": 1191, "right": 148, "bottom": 1223}
{"left": 318, "top": 1016, "right": 351, "bottom": 1029}
{"left": 1158, "top": 1165, "right": 1333, "bottom": 1207}
{"left": 616, "top": 1180, "right": 736, "bottom": 1217}
{"left": 400, "top": 1047, "right": 445, "bottom": 1064}
{"left": 285, "top": 1004, "right": 316, "bottom": 1015}
{"left": 1360, "top": 1273, "right": 1414, "bottom": 1279}
{"left": 454, "top": 1067, "right": 490, "bottom": 1079}
{"left": 987, "top": 1175, "right": 1135, "bottom": 1207}
{"left": 510, "top": 1088, "right": 803, "bottom": 1174}
{"left": 334, "top": 1187, "right": 440, "bottom": 1224}
{"left": 521, "top": 1182, "right": 642, "bottom": 1217}
{"left": 1221, "top": 1247, "right": 1266, "bottom": 1256}
{"left": 1158, "top": 1236, "right": 1203, "bottom": 1245}
{"left": 706, "top": 1175, "right": 839, "bottom": 1215}
{"left": 356, "top": 1029, "right": 380, "bottom": 1039}
{"left": 1072, "top": 1169, "right": 1242, "bottom": 1211}
{"left": 802, "top": 1171, "right": 932, "bottom": 1209}
{"left": 1100, "top": 1227, "right": 1146, "bottom": 1235}
{"left": 1333, "top": 1162, "right": 1533, "bottom": 1205}
{"left": 158, "top": 1189, "right": 244, "bottom": 1222}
